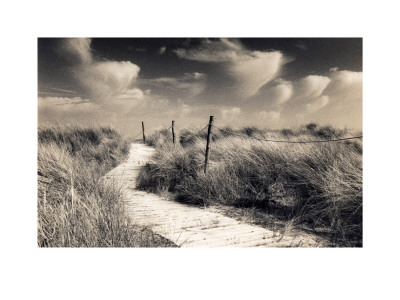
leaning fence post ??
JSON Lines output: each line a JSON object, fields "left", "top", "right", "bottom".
{"left": 204, "top": 116, "right": 215, "bottom": 174}
{"left": 172, "top": 120, "right": 175, "bottom": 145}
{"left": 142, "top": 121, "right": 146, "bottom": 144}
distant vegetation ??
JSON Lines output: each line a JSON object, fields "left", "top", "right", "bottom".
{"left": 38, "top": 125, "right": 175, "bottom": 247}
{"left": 137, "top": 123, "right": 363, "bottom": 247}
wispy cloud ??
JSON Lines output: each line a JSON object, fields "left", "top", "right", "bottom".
{"left": 320, "top": 70, "right": 362, "bottom": 127}
{"left": 48, "top": 87, "right": 78, "bottom": 94}
{"left": 59, "top": 38, "right": 92, "bottom": 64}
{"left": 38, "top": 96, "right": 89, "bottom": 106}
{"left": 174, "top": 38, "right": 243, "bottom": 62}
{"left": 278, "top": 70, "right": 362, "bottom": 128}
{"left": 59, "top": 38, "right": 142, "bottom": 102}
{"left": 295, "top": 75, "right": 331, "bottom": 99}
{"left": 74, "top": 60, "right": 140, "bottom": 101}
{"left": 306, "top": 95, "right": 329, "bottom": 112}
{"left": 295, "top": 41, "right": 307, "bottom": 51}
{"left": 255, "top": 79, "right": 293, "bottom": 107}
{"left": 159, "top": 46, "right": 166, "bottom": 54}
{"left": 117, "top": 88, "right": 144, "bottom": 100}
{"left": 140, "top": 72, "right": 207, "bottom": 100}
{"left": 174, "top": 38, "right": 289, "bottom": 99}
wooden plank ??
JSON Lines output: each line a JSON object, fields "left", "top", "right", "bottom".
{"left": 103, "top": 143, "right": 327, "bottom": 248}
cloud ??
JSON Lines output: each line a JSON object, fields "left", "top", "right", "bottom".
{"left": 59, "top": 38, "right": 92, "bottom": 65}
{"left": 221, "top": 107, "right": 241, "bottom": 122}
{"left": 174, "top": 38, "right": 242, "bottom": 62}
{"left": 159, "top": 46, "right": 166, "bottom": 54}
{"left": 59, "top": 38, "right": 142, "bottom": 102}
{"left": 175, "top": 99, "right": 191, "bottom": 118}
{"left": 174, "top": 38, "right": 288, "bottom": 99}
{"left": 261, "top": 69, "right": 363, "bottom": 129}
{"left": 257, "top": 111, "right": 280, "bottom": 123}
{"left": 295, "top": 41, "right": 307, "bottom": 51}
{"left": 321, "top": 70, "right": 362, "bottom": 109}
{"left": 38, "top": 96, "right": 89, "bottom": 106}
{"left": 140, "top": 72, "right": 207, "bottom": 100}
{"left": 281, "top": 70, "right": 362, "bottom": 128}
{"left": 74, "top": 61, "right": 140, "bottom": 102}
{"left": 306, "top": 95, "right": 329, "bottom": 112}
{"left": 327, "top": 70, "right": 362, "bottom": 90}
{"left": 255, "top": 75, "right": 330, "bottom": 110}
{"left": 318, "top": 70, "right": 362, "bottom": 127}
{"left": 117, "top": 88, "right": 144, "bottom": 99}
{"left": 38, "top": 96, "right": 106, "bottom": 125}
{"left": 229, "top": 51, "right": 284, "bottom": 98}
{"left": 48, "top": 87, "right": 78, "bottom": 94}
{"left": 272, "top": 80, "right": 293, "bottom": 104}
{"left": 256, "top": 79, "right": 293, "bottom": 107}
{"left": 296, "top": 75, "right": 331, "bottom": 99}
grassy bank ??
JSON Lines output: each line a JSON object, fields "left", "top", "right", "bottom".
{"left": 137, "top": 123, "right": 362, "bottom": 247}
{"left": 37, "top": 125, "right": 176, "bottom": 247}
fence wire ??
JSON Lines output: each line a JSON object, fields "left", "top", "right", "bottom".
{"left": 213, "top": 125, "right": 362, "bottom": 144}
{"left": 178, "top": 124, "right": 209, "bottom": 142}
{"left": 132, "top": 122, "right": 362, "bottom": 144}
{"left": 132, "top": 131, "right": 143, "bottom": 139}
{"left": 194, "top": 124, "right": 209, "bottom": 136}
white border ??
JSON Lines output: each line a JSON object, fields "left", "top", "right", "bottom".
{"left": 2, "top": 1, "right": 400, "bottom": 299}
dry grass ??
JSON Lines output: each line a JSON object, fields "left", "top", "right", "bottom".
{"left": 38, "top": 125, "right": 176, "bottom": 247}
{"left": 137, "top": 123, "right": 362, "bottom": 247}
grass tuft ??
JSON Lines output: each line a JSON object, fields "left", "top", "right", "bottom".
{"left": 38, "top": 125, "right": 176, "bottom": 247}
{"left": 137, "top": 125, "right": 363, "bottom": 247}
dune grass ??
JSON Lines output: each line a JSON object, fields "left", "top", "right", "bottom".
{"left": 37, "top": 125, "right": 176, "bottom": 247}
{"left": 137, "top": 123, "right": 362, "bottom": 247}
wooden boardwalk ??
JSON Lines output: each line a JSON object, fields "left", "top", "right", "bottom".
{"left": 105, "top": 143, "right": 325, "bottom": 247}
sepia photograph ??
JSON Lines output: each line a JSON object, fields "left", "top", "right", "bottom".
{"left": 3, "top": 1, "right": 400, "bottom": 299}
{"left": 38, "top": 37, "right": 362, "bottom": 247}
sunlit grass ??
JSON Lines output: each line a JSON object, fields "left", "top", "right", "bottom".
{"left": 137, "top": 123, "right": 362, "bottom": 247}
{"left": 37, "top": 125, "right": 176, "bottom": 247}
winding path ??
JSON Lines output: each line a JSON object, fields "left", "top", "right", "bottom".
{"left": 104, "top": 143, "right": 326, "bottom": 247}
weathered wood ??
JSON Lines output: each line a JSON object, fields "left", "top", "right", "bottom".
{"left": 172, "top": 120, "right": 175, "bottom": 144}
{"left": 102, "top": 143, "right": 328, "bottom": 247}
{"left": 204, "top": 116, "right": 214, "bottom": 174}
{"left": 142, "top": 121, "right": 146, "bottom": 144}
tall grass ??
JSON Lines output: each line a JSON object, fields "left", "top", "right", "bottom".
{"left": 137, "top": 123, "right": 363, "bottom": 247}
{"left": 38, "top": 125, "right": 175, "bottom": 247}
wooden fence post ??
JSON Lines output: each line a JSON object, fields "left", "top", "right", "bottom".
{"left": 172, "top": 120, "right": 175, "bottom": 145}
{"left": 142, "top": 121, "right": 146, "bottom": 144}
{"left": 204, "top": 116, "right": 215, "bottom": 174}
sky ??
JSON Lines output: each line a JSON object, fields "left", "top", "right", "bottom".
{"left": 38, "top": 38, "right": 362, "bottom": 135}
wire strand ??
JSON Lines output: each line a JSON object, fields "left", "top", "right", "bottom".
{"left": 194, "top": 124, "right": 209, "bottom": 136}
{"left": 213, "top": 125, "right": 362, "bottom": 144}
{"left": 176, "top": 124, "right": 209, "bottom": 145}
{"left": 132, "top": 131, "right": 143, "bottom": 139}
